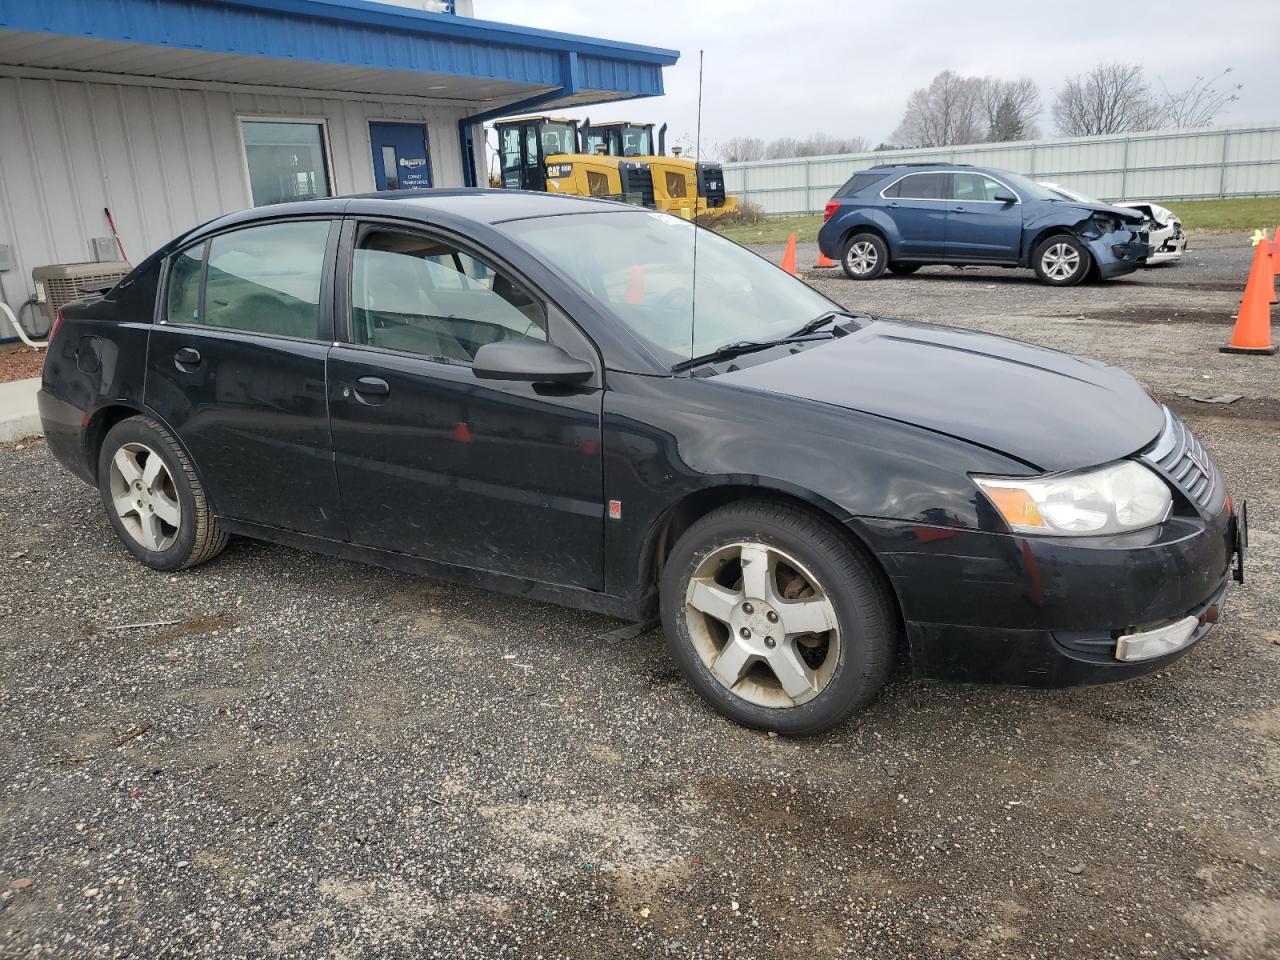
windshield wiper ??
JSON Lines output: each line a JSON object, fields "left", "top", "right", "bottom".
{"left": 789, "top": 309, "right": 860, "bottom": 339}
{"left": 672, "top": 332, "right": 834, "bottom": 372}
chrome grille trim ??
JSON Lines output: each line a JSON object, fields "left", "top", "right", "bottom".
{"left": 1140, "top": 407, "right": 1222, "bottom": 512}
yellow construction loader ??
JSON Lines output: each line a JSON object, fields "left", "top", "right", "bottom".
{"left": 492, "top": 116, "right": 736, "bottom": 220}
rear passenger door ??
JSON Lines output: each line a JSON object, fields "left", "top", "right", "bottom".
{"left": 326, "top": 220, "right": 604, "bottom": 589}
{"left": 881, "top": 172, "right": 950, "bottom": 259}
{"left": 145, "top": 218, "right": 347, "bottom": 539}
{"left": 944, "top": 172, "right": 1023, "bottom": 262}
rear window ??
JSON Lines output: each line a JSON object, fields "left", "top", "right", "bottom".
{"left": 834, "top": 172, "right": 885, "bottom": 197}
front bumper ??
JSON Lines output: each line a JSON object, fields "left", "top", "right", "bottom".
{"left": 1088, "top": 229, "right": 1151, "bottom": 278}
{"left": 856, "top": 501, "right": 1239, "bottom": 687}
{"left": 1144, "top": 224, "right": 1187, "bottom": 264}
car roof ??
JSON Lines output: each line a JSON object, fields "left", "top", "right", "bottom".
{"left": 187, "top": 190, "right": 631, "bottom": 240}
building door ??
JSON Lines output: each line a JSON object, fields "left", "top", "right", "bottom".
{"left": 369, "top": 122, "right": 432, "bottom": 191}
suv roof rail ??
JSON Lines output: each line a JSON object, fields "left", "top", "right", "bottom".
{"left": 869, "top": 161, "right": 973, "bottom": 169}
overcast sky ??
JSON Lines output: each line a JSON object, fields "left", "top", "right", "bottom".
{"left": 480, "top": 0, "right": 1280, "bottom": 155}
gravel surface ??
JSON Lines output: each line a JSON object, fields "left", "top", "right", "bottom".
{"left": 1, "top": 231, "right": 1277, "bottom": 958}
{"left": 0, "top": 346, "right": 43, "bottom": 384}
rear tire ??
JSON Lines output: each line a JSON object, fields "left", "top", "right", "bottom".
{"left": 1032, "top": 234, "right": 1091, "bottom": 286}
{"left": 97, "top": 416, "right": 229, "bottom": 571}
{"left": 660, "top": 500, "right": 896, "bottom": 736}
{"left": 888, "top": 263, "right": 921, "bottom": 276}
{"left": 840, "top": 233, "right": 888, "bottom": 280}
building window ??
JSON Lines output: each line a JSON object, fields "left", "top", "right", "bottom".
{"left": 240, "top": 120, "right": 332, "bottom": 207}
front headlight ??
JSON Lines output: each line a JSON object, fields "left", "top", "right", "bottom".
{"left": 1091, "top": 214, "right": 1120, "bottom": 235}
{"left": 974, "top": 461, "right": 1172, "bottom": 536}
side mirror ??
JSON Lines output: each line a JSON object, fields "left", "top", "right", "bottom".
{"left": 473, "top": 340, "right": 594, "bottom": 385}
{"left": 993, "top": 191, "right": 1017, "bottom": 204}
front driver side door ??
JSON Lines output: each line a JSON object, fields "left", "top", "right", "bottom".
{"left": 326, "top": 220, "right": 605, "bottom": 589}
{"left": 944, "top": 172, "right": 1024, "bottom": 262}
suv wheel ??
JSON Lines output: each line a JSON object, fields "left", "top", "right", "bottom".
{"left": 97, "top": 416, "right": 229, "bottom": 571}
{"left": 1033, "top": 234, "right": 1091, "bottom": 286}
{"left": 660, "top": 500, "right": 896, "bottom": 735}
{"left": 840, "top": 233, "right": 887, "bottom": 280}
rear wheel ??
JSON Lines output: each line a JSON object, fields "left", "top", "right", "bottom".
{"left": 888, "top": 263, "right": 921, "bottom": 276}
{"left": 840, "top": 233, "right": 887, "bottom": 280}
{"left": 660, "top": 500, "right": 896, "bottom": 735}
{"left": 1032, "top": 234, "right": 1091, "bottom": 286}
{"left": 97, "top": 416, "right": 228, "bottom": 571}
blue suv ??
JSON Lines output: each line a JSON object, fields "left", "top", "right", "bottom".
{"left": 817, "top": 163, "right": 1150, "bottom": 286}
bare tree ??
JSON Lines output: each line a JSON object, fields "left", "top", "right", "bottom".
{"left": 716, "top": 133, "right": 870, "bottom": 161}
{"left": 716, "top": 136, "right": 766, "bottom": 162}
{"left": 891, "top": 71, "right": 986, "bottom": 147}
{"left": 793, "top": 133, "right": 869, "bottom": 157}
{"left": 763, "top": 136, "right": 800, "bottom": 160}
{"left": 978, "top": 77, "right": 1041, "bottom": 141}
{"left": 1053, "top": 64, "right": 1162, "bottom": 136}
{"left": 1159, "top": 68, "right": 1243, "bottom": 128}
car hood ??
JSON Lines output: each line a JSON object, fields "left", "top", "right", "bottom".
{"left": 720, "top": 319, "right": 1165, "bottom": 471}
{"left": 1053, "top": 200, "right": 1146, "bottom": 224}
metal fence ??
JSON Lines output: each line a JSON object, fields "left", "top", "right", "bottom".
{"left": 722, "top": 124, "right": 1280, "bottom": 215}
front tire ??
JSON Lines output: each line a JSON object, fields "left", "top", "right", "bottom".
{"left": 660, "top": 500, "right": 896, "bottom": 736}
{"left": 1032, "top": 234, "right": 1091, "bottom": 286}
{"left": 840, "top": 233, "right": 888, "bottom": 280}
{"left": 97, "top": 416, "right": 229, "bottom": 571}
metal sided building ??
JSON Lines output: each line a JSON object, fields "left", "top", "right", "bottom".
{"left": 0, "top": 0, "right": 678, "bottom": 327}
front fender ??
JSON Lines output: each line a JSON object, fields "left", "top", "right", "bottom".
{"left": 600, "top": 371, "right": 1026, "bottom": 601}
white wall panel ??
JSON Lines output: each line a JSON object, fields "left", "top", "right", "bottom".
{"left": 725, "top": 125, "right": 1280, "bottom": 214}
{"left": 0, "top": 71, "right": 480, "bottom": 307}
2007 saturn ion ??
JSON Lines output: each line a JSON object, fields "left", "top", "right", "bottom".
{"left": 39, "top": 191, "right": 1246, "bottom": 735}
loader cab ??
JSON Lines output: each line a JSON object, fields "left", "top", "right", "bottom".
{"left": 495, "top": 116, "right": 580, "bottom": 192}
{"left": 584, "top": 122, "right": 655, "bottom": 158}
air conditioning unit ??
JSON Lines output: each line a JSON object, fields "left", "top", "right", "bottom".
{"left": 31, "top": 261, "right": 131, "bottom": 323}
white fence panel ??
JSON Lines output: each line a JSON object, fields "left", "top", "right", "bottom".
{"left": 723, "top": 124, "right": 1280, "bottom": 214}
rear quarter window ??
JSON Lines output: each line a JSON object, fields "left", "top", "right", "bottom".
{"left": 835, "top": 172, "right": 885, "bottom": 198}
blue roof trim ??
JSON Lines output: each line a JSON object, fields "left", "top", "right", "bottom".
{"left": 0, "top": 0, "right": 679, "bottom": 93}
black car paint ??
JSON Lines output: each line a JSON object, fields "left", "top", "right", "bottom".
{"left": 39, "top": 190, "right": 1236, "bottom": 689}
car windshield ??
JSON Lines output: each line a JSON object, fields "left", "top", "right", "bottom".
{"left": 994, "top": 171, "right": 1062, "bottom": 202}
{"left": 503, "top": 211, "right": 840, "bottom": 367}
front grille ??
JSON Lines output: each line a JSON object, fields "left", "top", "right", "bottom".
{"left": 697, "top": 162, "right": 727, "bottom": 207}
{"left": 620, "top": 162, "right": 654, "bottom": 207}
{"left": 1141, "top": 407, "right": 1224, "bottom": 513}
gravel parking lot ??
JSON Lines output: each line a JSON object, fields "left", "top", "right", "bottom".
{"left": 2, "top": 233, "right": 1277, "bottom": 959}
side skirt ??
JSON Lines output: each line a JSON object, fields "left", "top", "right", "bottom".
{"left": 218, "top": 518, "right": 642, "bottom": 621}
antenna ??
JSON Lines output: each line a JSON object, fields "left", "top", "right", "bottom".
{"left": 689, "top": 48, "right": 704, "bottom": 364}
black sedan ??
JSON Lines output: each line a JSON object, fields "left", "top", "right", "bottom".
{"left": 38, "top": 191, "right": 1245, "bottom": 735}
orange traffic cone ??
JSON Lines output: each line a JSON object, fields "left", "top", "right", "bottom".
{"left": 1221, "top": 239, "right": 1278, "bottom": 355}
{"left": 625, "top": 265, "right": 645, "bottom": 305}
{"left": 814, "top": 249, "right": 836, "bottom": 268}
{"left": 780, "top": 233, "right": 797, "bottom": 276}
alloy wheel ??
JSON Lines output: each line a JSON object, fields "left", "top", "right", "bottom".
{"left": 1041, "top": 242, "right": 1081, "bottom": 281}
{"left": 684, "top": 541, "right": 841, "bottom": 708}
{"left": 108, "top": 442, "right": 181, "bottom": 552}
{"left": 846, "top": 240, "right": 879, "bottom": 276}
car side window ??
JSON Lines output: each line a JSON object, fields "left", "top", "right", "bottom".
{"left": 350, "top": 229, "right": 546, "bottom": 364}
{"left": 165, "top": 244, "right": 205, "bottom": 325}
{"left": 893, "top": 172, "right": 950, "bottom": 200}
{"left": 953, "top": 173, "right": 1008, "bottom": 202}
{"left": 197, "top": 221, "right": 331, "bottom": 339}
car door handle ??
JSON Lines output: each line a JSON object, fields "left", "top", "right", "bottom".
{"left": 887, "top": 201, "right": 900, "bottom": 208}
{"left": 174, "top": 346, "right": 201, "bottom": 367}
{"left": 952, "top": 205, "right": 966, "bottom": 212}
{"left": 354, "top": 376, "right": 390, "bottom": 397}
